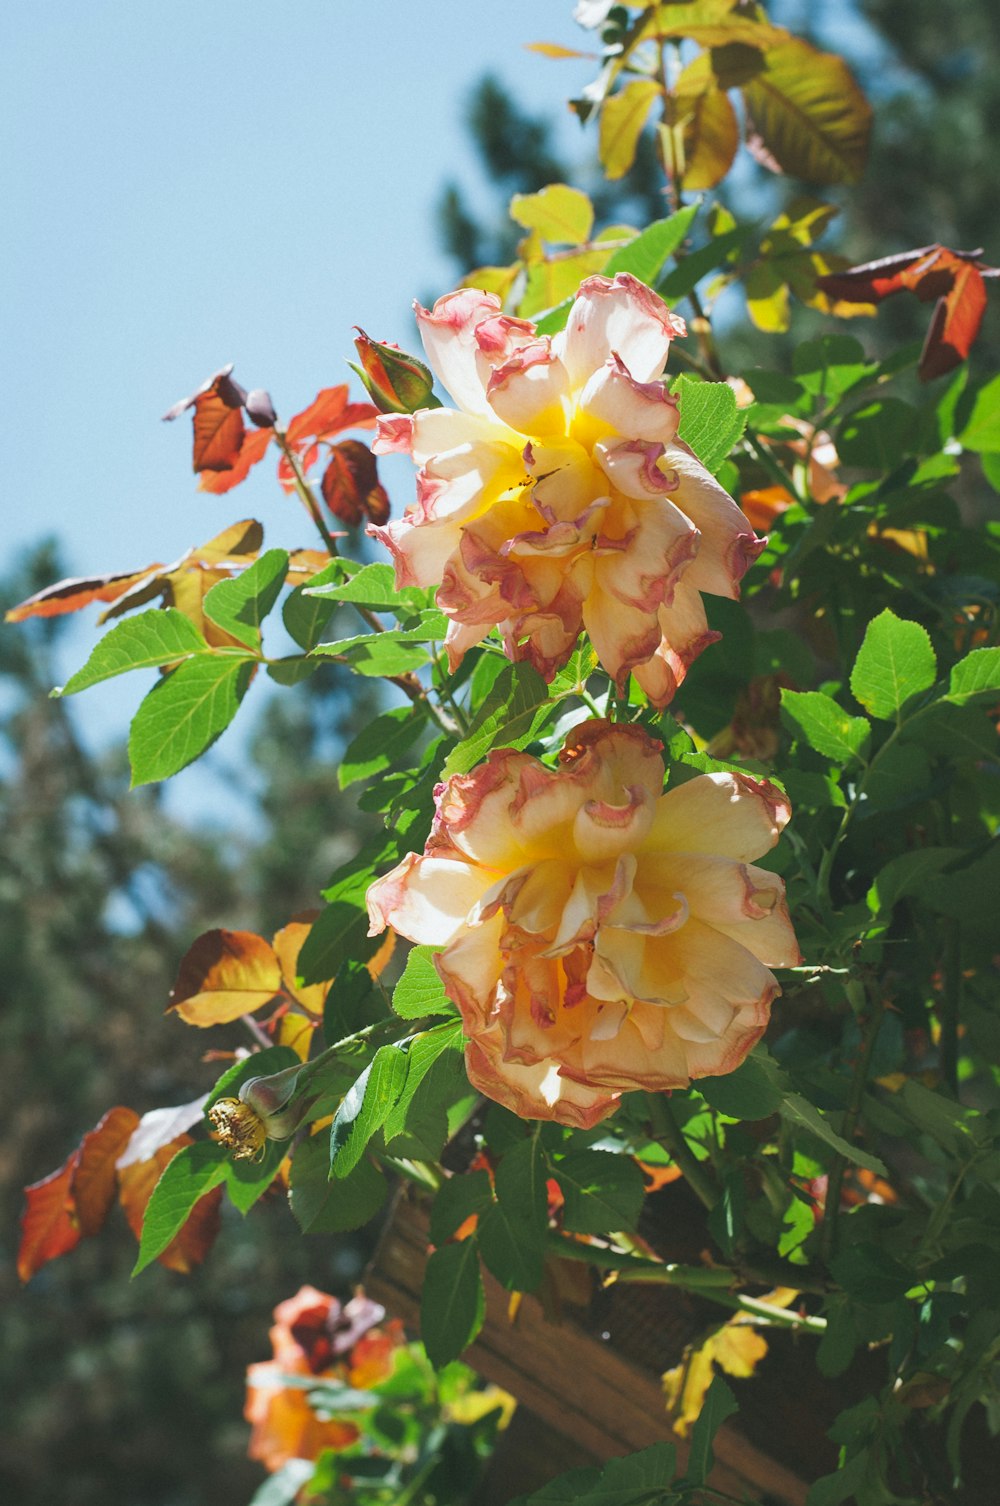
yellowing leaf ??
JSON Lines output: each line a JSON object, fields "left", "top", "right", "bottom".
{"left": 460, "top": 264, "right": 521, "bottom": 303}
{"left": 524, "top": 41, "right": 594, "bottom": 60}
{"left": 663, "top": 1306, "right": 780, "bottom": 1436}
{"left": 746, "top": 258, "right": 791, "bottom": 331}
{"left": 681, "top": 86, "right": 739, "bottom": 190}
{"left": 743, "top": 35, "right": 872, "bottom": 185}
{"left": 642, "top": 1, "right": 782, "bottom": 48}
{"left": 599, "top": 78, "right": 661, "bottom": 181}
{"left": 167, "top": 928, "right": 283, "bottom": 1026}
{"left": 510, "top": 184, "right": 594, "bottom": 245}
{"left": 273, "top": 918, "right": 331, "bottom": 1017}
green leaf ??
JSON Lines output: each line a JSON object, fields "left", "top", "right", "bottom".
{"left": 382, "top": 1020, "right": 464, "bottom": 1144}
{"left": 780, "top": 1093, "right": 888, "bottom": 1177}
{"left": 866, "top": 847, "right": 964, "bottom": 918}
{"left": 313, "top": 629, "right": 431, "bottom": 677}
{"left": 849, "top": 609, "right": 937, "bottom": 720}
{"left": 947, "top": 646, "right": 1000, "bottom": 704}
{"left": 203, "top": 549, "right": 288, "bottom": 649}
{"left": 429, "top": 1170, "right": 494, "bottom": 1246}
{"left": 699, "top": 1052, "right": 786, "bottom": 1120}
{"left": 329, "top": 1043, "right": 410, "bottom": 1178}
{"left": 958, "top": 373, "right": 1000, "bottom": 453}
{"left": 741, "top": 34, "right": 871, "bottom": 185}
{"left": 656, "top": 223, "right": 751, "bottom": 305}
{"left": 420, "top": 1239, "right": 485, "bottom": 1369}
{"left": 289, "top": 1131, "right": 386, "bottom": 1233}
{"left": 440, "top": 662, "right": 551, "bottom": 779}
{"left": 391, "top": 945, "right": 457, "bottom": 1020}
{"left": 298, "top": 831, "right": 400, "bottom": 985}
{"left": 780, "top": 688, "right": 871, "bottom": 764}
{"left": 793, "top": 335, "right": 872, "bottom": 398}
{"left": 478, "top": 1136, "right": 548, "bottom": 1292}
{"left": 56, "top": 607, "right": 211, "bottom": 696}
{"left": 338, "top": 706, "right": 427, "bottom": 789}
{"left": 282, "top": 582, "right": 336, "bottom": 652}
{"left": 837, "top": 398, "right": 919, "bottom": 471}
{"left": 806, "top": 1450, "right": 870, "bottom": 1506}
{"left": 128, "top": 655, "right": 254, "bottom": 786}
{"left": 305, "top": 561, "right": 424, "bottom": 616}
{"left": 602, "top": 205, "right": 699, "bottom": 285}
{"left": 132, "top": 1141, "right": 227, "bottom": 1275}
{"left": 225, "top": 1140, "right": 286, "bottom": 1214}
{"left": 554, "top": 1149, "right": 645, "bottom": 1235}
{"left": 673, "top": 375, "right": 747, "bottom": 474}
{"left": 683, "top": 1375, "right": 738, "bottom": 1486}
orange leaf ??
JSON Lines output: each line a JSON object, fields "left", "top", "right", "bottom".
{"left": 167, "top": 928, "right": 284, "bottom": 1027}
{"left": 198, "top": 425, "right": 274, "bottom": 494}
{"left": 286, "top": 385, "right": 377, "bottom": 445}
{"left": 366, "top": 931, "right": 396, "bottom": 980}
{"left": 5, "top": 568, "right": 160, "bottom": 624}
{"left": 320, "top": 441, "right": 390, "bottom": 527}
{"left": 95, "top": 520, "right": 264, "bottom": 628}
{"left": 72, "top": 1106, "right": 140, "bottom": 1237}
{"left": 118, "top": 1136, "right": 222, "bottom": 1273}
{"left": 287, "top": 548, "right": 335, "bottom": 583}
{"left": 18, "top": 1156, "right": 81, "bottom": 1282}
{"left": 162, "top": 364, "right": 250, "bottom": 473}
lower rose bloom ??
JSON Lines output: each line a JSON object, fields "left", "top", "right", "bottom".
{"left": 245, "top": 1287, "right": 403, "bottom": 1472}
{"left": 367, "top": 721, "right": 800, "bottom": 1128}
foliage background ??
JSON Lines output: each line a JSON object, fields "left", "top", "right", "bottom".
{"left": 3, "top": 2, "right": 999, "bottom": 1503}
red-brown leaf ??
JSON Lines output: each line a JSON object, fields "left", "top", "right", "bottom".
{"left": 118, "top": 1136, "right": 223, "bottom": 1273}
{"left": 167, "top": 928, "right": 284, "bottom": 1026}
{"left": 286, "top": 385, "right": 377, "bottom": 445}
{"left": 18, "top": 1155, "right": 82, "bottom": 1282}
{"left": 816, "top": 244, "right": 997, "bottom": 381}
{"left": 72, "top": 1106, "right": 141, "bottom": 1236}
{"left": 5, "top": 567, "right": 161, "bottom": 624}
{"left": 321, "top": 441, "right": 390, "bottom": 527}
{"left": 162, "top": 364, "right": 250, "bottom": 474}
{"left": 198, "top": 427, "right": 274, "bottom": 494}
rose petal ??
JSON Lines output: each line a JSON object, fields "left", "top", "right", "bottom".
{"left": 645, "top": 772, "right": 791, "bottom": 863}
{"left": 414, "top": 289, "right": 504, "bottom": 416}
{"left": 558, "top": 273, "right": 686, "bottom": 387}
{"left": 662, "top": 441, "right": 765, "bottom": 599}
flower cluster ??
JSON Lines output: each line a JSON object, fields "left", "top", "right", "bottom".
{"left": 368, "top": 721, "right": 799, "bottom": 1127}
{"left": 245, "top": 1287, "right": 403, "bottom": 1472}
{"left": 371, "top": 273, "right": 764, "bottom": 704}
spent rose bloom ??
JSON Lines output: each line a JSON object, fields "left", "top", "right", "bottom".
{"left": 245, "top": 1287, "right": 403, "bottom": 1472}
{"left": 367, "top": 721, "right": 800, "bottom": 1128}
{"left": 370, "top": 273, "right": 764, "bottom": 704}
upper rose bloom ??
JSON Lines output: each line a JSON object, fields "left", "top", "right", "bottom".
{"left": 370, "top": 274, "right": 764, "bottom": 704}
{"left": 368, "top": 721, "right": 800, "bottom": 1128}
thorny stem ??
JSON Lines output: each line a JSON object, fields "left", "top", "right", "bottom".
{"left": 820, "top": 974, "right": 886, "bottom": 1261}
{"left": 647, "top": 1092, "right": 718, "bottom": 1210}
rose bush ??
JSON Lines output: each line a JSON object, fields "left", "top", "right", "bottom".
{"left": 371, "top": 274, "right": 764, "bottom": 704}
{"left": 368, "top": 719, "right": 799, "bottom": 1126}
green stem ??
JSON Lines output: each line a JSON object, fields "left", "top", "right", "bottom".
{"left": 941, "top": 920, "right": 961, "bottom": 1098}
{"left": 647, "top": 1093, "right": 718, "bottom": 1210}
{"left": 820, "top": 977, "right": 886, "bottom": 1261}
{"left": 744, "top": 427, "right": 803, "bottom": 502}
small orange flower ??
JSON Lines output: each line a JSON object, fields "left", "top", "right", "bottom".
{"left": 368, "top": 721, "right": 800, "bottom": 1127}
{"left": 245, "top": 1287, "right": 403, "bottom": 1472}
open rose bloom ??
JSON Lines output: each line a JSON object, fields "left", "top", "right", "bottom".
{"left": 371, "top": 274, "right": 764, "bottom": 703}
{"left": 368, "top": 721, "right": 800, "bottom": 1127}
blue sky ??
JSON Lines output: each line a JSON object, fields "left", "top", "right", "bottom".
{"left": 1, "top": 0, "right": 595, "bottom": 811}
